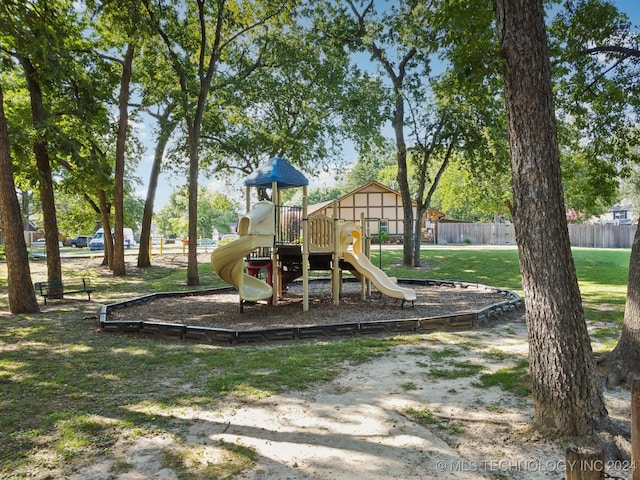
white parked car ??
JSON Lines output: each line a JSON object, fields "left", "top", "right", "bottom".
{"left": 89, "top": 227, "right": 136, "bottom": 250}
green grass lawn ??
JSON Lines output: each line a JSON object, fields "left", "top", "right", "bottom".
{"left": 372, "top": 245, "right": 629, "bottom": 322}
{"left": 0, "top": 246, "right": 630, "bottom": 477}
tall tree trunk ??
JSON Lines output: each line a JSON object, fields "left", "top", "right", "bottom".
{"left": 186, "top": 51, "right": 214, "bottom": 287}
{"left": 413, "top": 204, "right": 426, "bottom": 266}
{"left": 606, "top": 222, "right": 640, "bottom": 386}
{"left": 495, "top": 0, "right": 607, "bottom": 437}
{"left": 19, "top": 56, "right": 62, "bottom": 284}
{"left": 113, "top": 44, "right": 134, "bottom": 277}
{"left": 138, "top": 106, "right": 176, "bottom": 268}
{"left": 346, "top": 1, "right": 417, "bottom": 266}
{"left": 20, "top": 191, "right": 30, "bottom": 231}
{"left": 412, "top": 141, "right": 454, "bottom": 266}
{"left": 98, "top": 190, "right": 113, "bottom": 270}
{"left": 0, "top": 85, "right": 40, "bottom": 314}
{"left": 143, "top": 0, "right": 271, "bottom": 286}
{"left": 186, "top": 129, "right": 200, "bottom": 286}
{"left": 391, "top": 94, "right": 414, "bottom": 267}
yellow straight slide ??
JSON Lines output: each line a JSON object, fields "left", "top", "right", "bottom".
{"left": 343, "top": 250, "right": 417, "bottom": 302}
{"left": 339, "top": 221, "right": 416, "bottom": 303}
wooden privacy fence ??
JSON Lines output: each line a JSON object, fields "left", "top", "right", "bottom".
{"left": 437, "top": 223, "right": 517, "bottom": 246}
{"left": 437, "top": 223, "right": 637, "bottom": 248}
{"left": 568, "top": 224, "right": 637, "bottom": 248}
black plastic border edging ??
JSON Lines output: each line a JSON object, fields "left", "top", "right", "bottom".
{"left": 99, "top": 279, "right": 523, "bottom": 346}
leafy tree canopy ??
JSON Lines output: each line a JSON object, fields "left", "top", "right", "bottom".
{"left": 156, "top": 187, "right": 240, "bottom": 238}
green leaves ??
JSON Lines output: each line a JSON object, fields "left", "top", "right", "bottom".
{"left": 155, "top": 187, "right": 240, "bottom": 237}
{"left": 549, "top": 0, "right": 640, "bottom": 213}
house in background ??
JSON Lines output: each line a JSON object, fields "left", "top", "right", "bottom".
{"left": 308, "top": 180, "right": 444, "bottom": 243}
{"left": 595, "top": 201, "right": 637, "bottom": 225}
{"left": 0, "top": 220, "right": 39, "bottom": 247}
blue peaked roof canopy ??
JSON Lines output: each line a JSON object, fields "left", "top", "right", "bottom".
{"left": 244, "top": 157, "right": 309, "bottom": 189}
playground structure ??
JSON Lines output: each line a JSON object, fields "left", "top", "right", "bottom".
{"left": 100, "top": 158, "right": 521, "bottom": 344}
{"left": 211, "top": 157, "right": 416, "bottom": 312}
{"left": 102, "top": 158, "right": 520, "bottom": 342}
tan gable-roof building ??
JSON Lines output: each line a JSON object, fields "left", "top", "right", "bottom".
{"left": 308, "top": 180, "right": 444, "bottom": 243}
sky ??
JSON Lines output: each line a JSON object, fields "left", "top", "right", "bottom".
{"left": 132, "top": 0, "right": 640, "bottom": 212}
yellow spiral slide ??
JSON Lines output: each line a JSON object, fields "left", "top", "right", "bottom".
{"left": 211, "top": 201, "right": 275, "bottom": 302}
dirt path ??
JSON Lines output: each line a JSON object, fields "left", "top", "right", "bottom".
{"left": 227, "top": 319, "right": 556, "bottom": 480}
{"left": 70, "top": 314, "right": 632, "bottom": 480}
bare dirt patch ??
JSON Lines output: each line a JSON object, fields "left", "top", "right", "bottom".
{"left": 74, "top": 311, "right": 633, "bottom": 480}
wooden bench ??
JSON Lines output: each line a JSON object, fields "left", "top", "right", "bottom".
{"left": 33, "top": 278, "right": 95, "bottom": 305}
